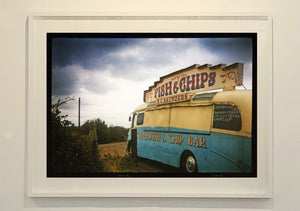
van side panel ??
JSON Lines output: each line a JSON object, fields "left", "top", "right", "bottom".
{"left": 143, "top": 109, "right": 170, "bottom": 127}
{"left": 205, "top": 132, "right": 251, "bottom": 172}
{"left": 136, "top": 126, "right": 251, "bottom": 173}
{"left": 131, "top": 91, "right": 252, "bottom": 173}
{"left": 136, "top": 127, "right": 154, "bottom": 160}
{"left": 170, "top": 106, "right": 212, "bottom": 132}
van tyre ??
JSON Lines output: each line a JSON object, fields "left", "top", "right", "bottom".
{"left": 182, "top": 152, "right": 197, "bottom": 173}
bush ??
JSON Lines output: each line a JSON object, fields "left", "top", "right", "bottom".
{"left": 48, "top": 97, "right": 102, "bottom": 176}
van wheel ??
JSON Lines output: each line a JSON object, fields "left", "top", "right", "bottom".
{"left": 182, "top": 152, "right": 197, "bottom": 173}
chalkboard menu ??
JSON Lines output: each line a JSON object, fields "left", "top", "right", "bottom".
{"left": 213, "top": 104, "right": 241, "bottom": 131}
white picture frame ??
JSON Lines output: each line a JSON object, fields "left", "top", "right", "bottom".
{"left": 27, "top": 15, "right": 273, "bottom": 198}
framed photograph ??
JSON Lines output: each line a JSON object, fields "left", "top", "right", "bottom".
{"left": 27, "top": 15, "right": 273, "bottom": 197}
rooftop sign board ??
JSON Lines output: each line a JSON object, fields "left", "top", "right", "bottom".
{"left": 144, "top": 63, "right": 244, "bottom": 104}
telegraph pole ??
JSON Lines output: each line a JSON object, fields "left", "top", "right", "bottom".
{"left": 78, "top": 97, "right": 81, "bottom": 128}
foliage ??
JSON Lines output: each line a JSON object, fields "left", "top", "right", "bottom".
{"left": 81, "top": 118, "right": 109, "bottom": 143}
{"left": 108, "top": 126, "right": 128, "bottom": 143}
{"left": 48, "top": 97, "right": 102, "bottom": 176}
{"left": 54, "top": 137, "right": 102, "bottom": 174}
{"left": 101, "top": 153, "right": 142, "bottom": 173}
{"left": 48, "top": 97, "right": 130, "bottom": 175}
{"left": 51, "top": 97, "right": 75, "bottom": 128}
{"left": 81, "top": 118, "right": 128, "bottom": 144}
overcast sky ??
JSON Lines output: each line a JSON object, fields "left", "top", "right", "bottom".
{"left": 51, "top": 35, "right": 254, "bottom": 128}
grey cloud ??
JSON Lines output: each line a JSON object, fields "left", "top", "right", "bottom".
{"left": 83, "top": 76, "right": 112, "bottom": 95}
{"left": 197, "top": 38, "right": 253, "bottom": 64}
{"left": 92, "top": 39, "right": 198, "bottom": 80}
{"left": 51, "top": 37, "right": 254, "bottom": 96}
{"left": 52, "top": 65, "right": 81, "bottom": 96}
{"left": 52, "top": 38, "right": 143, "bottom": 70}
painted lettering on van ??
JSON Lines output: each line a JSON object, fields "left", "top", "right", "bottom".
{"left": 137, "top": 132, "right": 149, "bottom": 140}
{"left": 188, "top": 136, "right": 207, "bottom": 148}
{"left": 137, "top": 132, "right": 207, "bottom": 149}
{"left": 169, "top": 134, "right": 184, "bottom": 145}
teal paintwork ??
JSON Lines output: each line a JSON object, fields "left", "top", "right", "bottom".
{"left": 131, "top": 126, "right": 251, "bottom": 173}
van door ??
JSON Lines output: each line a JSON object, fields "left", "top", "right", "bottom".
{"left": 143, "top": 108, "right": 171, "bottom": 164}
{"left": 136, "top": 112, "right": 152, "bottom": 159}
{"left": 168, "top": 105, "right": 213, "bottom": 167}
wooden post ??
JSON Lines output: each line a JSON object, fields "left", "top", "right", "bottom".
{"left": 78, "top": 97, "right": 80, "bottom": 128}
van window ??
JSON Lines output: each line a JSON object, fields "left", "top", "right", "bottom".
{"left": 137, "top": 113, "right": 145, "bottom": 125}
{"left": 213, "top": 104, "right": 241, "bottom": 131}
{"left": 192, "top": 92, "right": 217, "bottom": 101}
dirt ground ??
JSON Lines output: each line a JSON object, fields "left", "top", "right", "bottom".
{"left": 98, "top": 142, "right": 179, "bottom": 173}
{"left": 98, "top": 142, "right": 128, "bottom": 158}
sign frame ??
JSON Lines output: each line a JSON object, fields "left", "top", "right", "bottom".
{"left": 27, "top": 15, "right": 273, "bottom": 198}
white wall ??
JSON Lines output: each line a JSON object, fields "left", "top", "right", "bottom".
{"left": 0, "top": 0, "right": 299, "bottom": 210}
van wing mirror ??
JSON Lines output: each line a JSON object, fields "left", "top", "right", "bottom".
{"left": 129, "top": 116, "right": 131, "bottom": 122}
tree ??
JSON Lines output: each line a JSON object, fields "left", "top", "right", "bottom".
{"left": 51, "top": 96, "right": 75, "bottom": 127}
{"left": 81, "top": 118, "right": 109, "bottom": 144}
{"left": 108, "top": 126, "right": 128, "bottom": 143}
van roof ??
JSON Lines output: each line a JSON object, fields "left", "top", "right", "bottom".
{"left": 212, "top": 90, "right": 252, "bottom": 104}
{"left": 133, "top": 103, "right": 148, "bottom": 112}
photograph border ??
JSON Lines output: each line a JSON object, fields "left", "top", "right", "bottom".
{"left": 27, "top": 15, "right": 273, "bottom": 198}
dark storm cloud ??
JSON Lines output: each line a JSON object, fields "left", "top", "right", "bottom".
{"left": 198, "top": 38, "right": 253, "bottom": 63}
{"left": 52, "top": 38, "right": 143, "bottom": 69}
{"left": 51, "top": 38, "right": 182, "bottom": 96}
{"left": 52, "top": 65, "right": 80, "bottom": 96}
{"left": 51, "top": 37, "right": 253, "bottom": 96}
{"left": 51, "top": 38, "right": 142, "bottom": 96}
{"left": 52, "top": 37, "right": 253, "bottom": 71}
{"left": 52, "top": 64, "right": 114, "bottom": 96}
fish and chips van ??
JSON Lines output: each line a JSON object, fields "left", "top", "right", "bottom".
{"left": 127, "top": 62, "right": 253, "bottom": 174}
